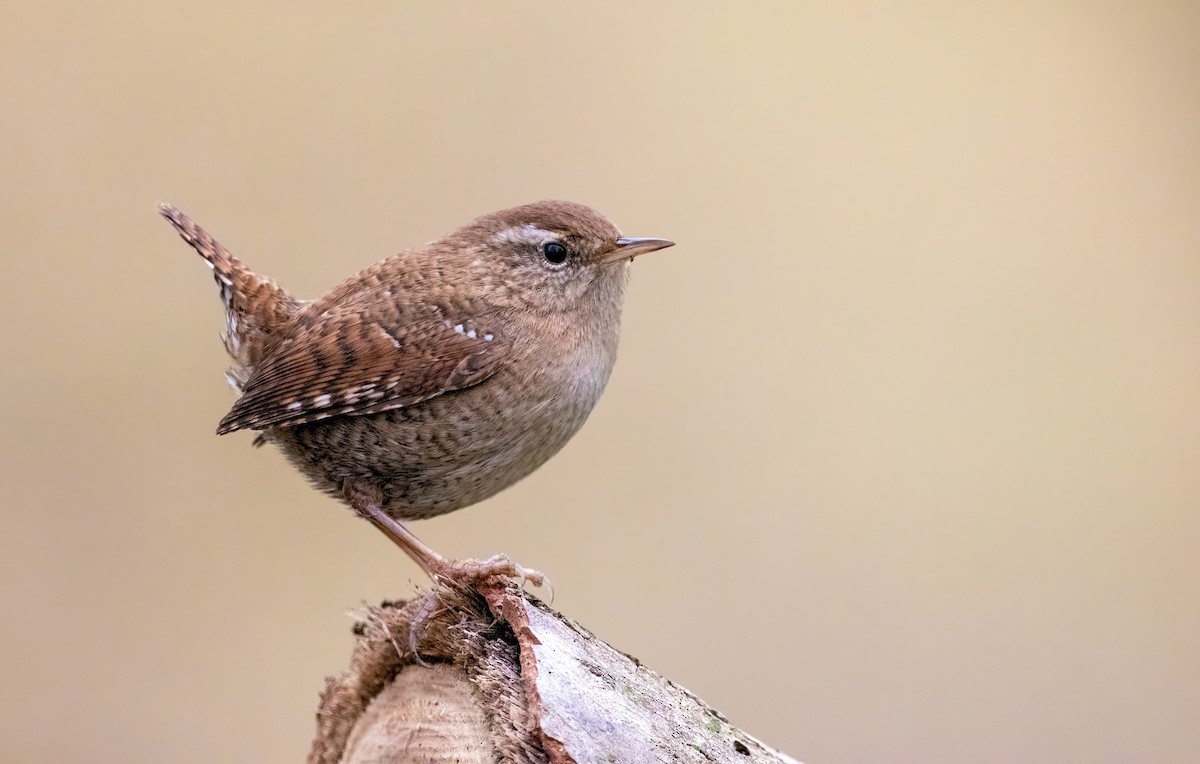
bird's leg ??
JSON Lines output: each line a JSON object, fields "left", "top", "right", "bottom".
{"left": 357, "top": 501, "right": 446, "bottom": 576}
{"left": 357, "top": 501, "right": 548, "bottom": 592}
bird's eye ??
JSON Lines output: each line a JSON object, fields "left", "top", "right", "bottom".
{"left": 542, "top": 241, "right": 569, "bottom": 265}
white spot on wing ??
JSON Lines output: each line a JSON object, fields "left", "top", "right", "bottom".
{"left": 454, "top": 324, "right": 464, "bottom": 334}
{"left": 312, "top": 394, "right": 331, "bottom": 407}
{"left": 286, "top": 401, "right": 302, "bottom": 411}
{"left": 376, "top": 325, "right": 401, "bottom": 349}
{"left": 466, "top": 329, "right": 476, "bottom": 339}
{"left": 483, "top": 333, "right": 494, "bottom": 342}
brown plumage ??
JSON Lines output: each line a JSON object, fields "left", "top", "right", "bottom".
{"left": 160, "top": 200, "right": 673, "bottom": 585}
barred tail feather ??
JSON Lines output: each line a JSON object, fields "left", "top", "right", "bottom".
{"left": 158, "top": 203, "right": 303, "bottom": 389}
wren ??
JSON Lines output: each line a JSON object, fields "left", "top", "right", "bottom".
{"left": 160, "top": 201, "right": 673, "bottom": 586}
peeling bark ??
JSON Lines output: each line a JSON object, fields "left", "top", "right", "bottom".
{"left": 310, "top": 582, "right": 800, "bottom": 764}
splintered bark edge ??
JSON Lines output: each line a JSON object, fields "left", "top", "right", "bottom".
{"left": 309, "top": 581, "right": 801, "bottom": 764}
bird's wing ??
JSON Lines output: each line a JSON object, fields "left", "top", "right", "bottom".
{"left": 216, "top": 307, "right": 509, "bottom": 433}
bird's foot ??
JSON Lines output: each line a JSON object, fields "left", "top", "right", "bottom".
{"left": 427, "top": 554, "right": 551, "bottom": 598}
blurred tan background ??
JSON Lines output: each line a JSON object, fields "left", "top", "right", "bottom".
{"left": 2, "top": 2, "right": 1198, "bottom": 762}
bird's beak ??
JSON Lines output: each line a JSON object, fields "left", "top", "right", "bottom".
{"left": 603, "top": 237, "right": 675, "bottom": 264}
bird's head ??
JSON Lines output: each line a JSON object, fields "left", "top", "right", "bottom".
{"left": 448, "top": 200, "right": 674, "bottom": 315}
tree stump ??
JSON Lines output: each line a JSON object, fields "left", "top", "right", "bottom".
{"left": 309, "top": 579, "right": 801, "bottom": 764}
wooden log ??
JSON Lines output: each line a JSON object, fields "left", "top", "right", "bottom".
{"left": 310, "top": 580, "right": 801, "bottom": 764}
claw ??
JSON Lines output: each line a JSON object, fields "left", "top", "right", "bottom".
{"left": 534, "top": 573, "right": 556, "bottom": 605}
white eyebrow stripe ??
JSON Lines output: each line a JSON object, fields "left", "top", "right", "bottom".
{"left": 492, "top": 223, "right": 557, "bottom": 247}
